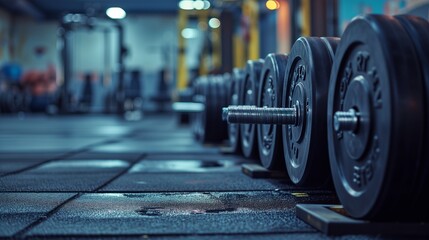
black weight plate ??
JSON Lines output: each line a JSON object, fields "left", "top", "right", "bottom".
{"left": 257, "top": 53, "right": 288, "bottom": 170}
{"left": 191, "top": 77, "right": 200, "bottom": 139}
{"left": 202, "top": 75, "right": 218, "bottom": 143}
{"left": 223, "top": 72, "right": 232, "bottom": 106}
{"left": 240, "top": 59, "right": 264, "bottom": 158}
{"left": 192, "top": 76, "right": 208, "bottom": 141}
{"left": 281, "top": 37, "right": 332, "bottom": 186}
{"left": 327, "top": 14, "right": 424, "bottom": 220}
{"left": 201, "top": 76, "right": 214, "bottom": 142}
{"left": 227, "top": 68, "right": 245, "bottom": 153}
{"left": 199, "top": 75, "right": 229, "bottom": 143}
{"left": 218, "top": 75, "right": 229, "bottom": 141}
{"left": 395, "top": 14, "right": 429, "bottom": 220}
{"left": 208, "top": 75, "right": 228, "bottom": 143}
{"left": 320, "top": 37, "right": 340, "bottom": 62}
{"left": 191, "top": 77, "right": 201, "bottom": 140}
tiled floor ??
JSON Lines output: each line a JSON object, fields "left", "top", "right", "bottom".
{"left": 0, "top": 115, "right": 381, "bottom": 239}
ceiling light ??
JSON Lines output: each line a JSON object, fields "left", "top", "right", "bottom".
{"left": 194, "top": 0, "right": 205, "bottom": 10}
{"left": 63, "top": 13, "right": 73, "bottom": 23}
{"left": 179, "top": 0, "right": 210, "bottom": 10}
{"left": 208, "top": 18, "right": 220, "bottom": 29}
{"left": 181, "top": 28, "right": 199, "bottom": 39}
{"left": 203, "top": 1, "right": 211, "bottom": 9}
{"left": 266, "top": 0, "right": 280, "bottom": 10}
{"left": 106, "top": 7, "right": 126, "bottom": 19}
{"left": 179, "top": 0, "right": 194, "bottom": 10}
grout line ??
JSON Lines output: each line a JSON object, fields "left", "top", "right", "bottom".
{"left": 0, "top": 139, "right": 123, "bottom": 178}
{"left": 25, "top": 230, "right": 319, "bottom": 239}
{"left": 0, "top": 151, "right": 83, "bottom": 178}
{"left": 0, "top": 189, "right": 337, "bottom": 195}
{"left": 92, "top": 154, "right": 144, "bottom": 192}
{"left": 13, "top": 193, "right": 82, "bottom": 238}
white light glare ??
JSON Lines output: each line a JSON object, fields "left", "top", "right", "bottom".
{"left": 179, "top": 0, "right": 194, "bottom": 10}
{"left": 194, "top": 0, "right": 204, "bottom": 10}
{"left": 208, "top": 18, "right": 220, "bottom": 28}
{"left": 106, "top": 7, "right": 126, "bottom": 19}
{"left": 179, "top": 0, "right": 211, "bottom": 10}
{"left": 203, "top": 1, "right": 211, "bottom": 9}
{"left": 181, "top": 28, "right": 199, "bottom": 39}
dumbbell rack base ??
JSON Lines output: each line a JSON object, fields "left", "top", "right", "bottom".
{"left": 296, "top": 204, "right": 429, "bottom": 236}
{"left": 241, "top": 163, "right": 288, "bottom": 178}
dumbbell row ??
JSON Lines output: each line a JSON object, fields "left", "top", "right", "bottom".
{"left": 238, "top": 14, "right": 429, "bottom": 221}
{"left": 223, "top": 104, "right": 358, "bottom": 131}
{"left": 176, "top": 14, "right": 429, "bottom": 222}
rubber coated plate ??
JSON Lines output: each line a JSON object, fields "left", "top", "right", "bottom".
{"left": 282, "top": 37, "right": 332, "bottom": 186}
{"left": 223, "top": 72, "right": 232, "bottom": 106}
{"left": 228, "top": 69, "right": 245, "bottom": 153}
{"left": 191, "top": 77, "right": 202, "bottom": 141}
{"left": 257, "top": 53, "right": 288, "bottom": 170}
{"left": 327, "top": 14, "right": 424, "bottom": 220}
{"left": 320, "top": 37, "right": 340, "bottom": 62}
{"left": 395, "top": 15, "right": 429, "bottom": 220}
{"left": 192, "top": 76, "right": 208, "bottom": 141}
{"left": 240, "top": 59, "right": 264, "bottom": 158}
{"left": 203, "top": 76, "right": 216, "bottom": 142}
{"left": 198, "top": 75, "right": 229, "bottom": 143}
{"left": 213, "top": 75, "right": 229, "bottom": 142}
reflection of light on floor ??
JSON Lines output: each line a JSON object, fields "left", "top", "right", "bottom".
{"left": 39, "top": 159, "right": 129, "bottom": 169}
{"left": 99, "top": 193, "right": 124, "bottom": 198}
{"left": 129, "top": 160, "right": 238, "bottom": 173}
{"left": 96, "top": 126, "right": 129, "bottom": 135}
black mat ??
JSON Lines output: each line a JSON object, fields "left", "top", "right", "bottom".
{"left": 0, "top": 193, "right": 75, "bottom": 237}
{"left": 102, "top": 172, "right": 294, "bottom": 192}
{"left": 27, "top": 192, "right": 315, "bottom": 237}
{"left": 0, "top": 172, "right": 121, "bottom": 192}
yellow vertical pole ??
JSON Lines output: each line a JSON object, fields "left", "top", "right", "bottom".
{"left": 277, "top": 0, "right": 291, "bottom": 53}
{"left": 177, "top": 10, "right": 188, "bottom": 90}
{"left": 198, "top": 12, "right": 209, "bottom": 76}
{"left": 301, "top": 0, "right": 311, "bottom": 36}
{"left": 246, "top": 0, "right": 260, "bottom": 60}
{"left": 233, "top": 34, "right": 246, "bottom": 68}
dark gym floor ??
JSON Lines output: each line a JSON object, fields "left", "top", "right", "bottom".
{"left": 0, "top": 115, "right": 380, "bottom": 239}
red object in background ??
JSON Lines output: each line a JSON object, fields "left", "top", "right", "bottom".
{"left": 21, "top": 65, "right": 58, "bottom": 96}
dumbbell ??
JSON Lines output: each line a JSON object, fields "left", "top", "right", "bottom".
{"left": 226, "top": 68, "right": 245, "bottom": 154}
{"left": 397, "top": 15, "right": 429, "bottom": 221}
{"left": 239, "top": 59, "right": 265, "bottom": 158}
{"left": 223, "top": 37, "right": 339, "bottom": 186}
{"left": 328, "top": 14, "right": 429, "bottom": 221}
{"left": 257, "top": 53, "right": 288, "bottom": 169}
{"left": 173, "top": 74, "right": 229, "bottom": 143}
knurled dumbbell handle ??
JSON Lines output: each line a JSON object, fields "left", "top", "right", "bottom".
{"left": 222, "top": 105, "right": 297, "bottom": 125}
{"left": 333, "top": 109, "right": 358, "bottom": 132}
